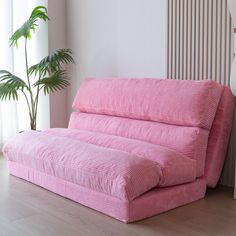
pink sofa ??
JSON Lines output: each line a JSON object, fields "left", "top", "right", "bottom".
{"left": 3, "top": 78, "right": 235, "bottom": 222}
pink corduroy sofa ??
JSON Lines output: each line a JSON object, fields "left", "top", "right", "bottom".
{"left": 3, "top": 78, "right": 235, "bottom": 223}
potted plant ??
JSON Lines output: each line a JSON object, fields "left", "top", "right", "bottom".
{"left": 0, "top": 6, "right": 74, "bottom": 130}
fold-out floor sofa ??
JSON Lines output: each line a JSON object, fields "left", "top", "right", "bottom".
{"left": 3, "top": 78, "right": 235, "bottom": 223}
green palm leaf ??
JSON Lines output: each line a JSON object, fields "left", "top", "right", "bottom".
{"left": 0, "top": 83, "right": 19, "bottom": 100}
{"left": 9, "top": 6, "right": 49, "bottom": 47}
{"left": 0, "top": 70, "right": 27, "bottom": 89}
{"left": 0, "top": 70, "right": 27, "bottom": 101}
{"left": 34, "top": 70, "right": 70, "bottom": 95}
{"left": 28, "top": 49, "right": 74, "bottom": 77}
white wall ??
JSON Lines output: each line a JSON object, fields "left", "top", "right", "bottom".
{"left": 228, "top": 0, "right": 236, "bottom": 26}
{"left": 116, "top": 1, "right": 166, "bottom": 78}
{"left": 48, "top": 0, "right": 68, "bottom": 127}
{"left": 66, "top": 0, "right": 167, "bottom": 116}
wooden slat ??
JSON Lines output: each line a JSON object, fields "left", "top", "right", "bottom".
{"left": 210, "top": 0, "right": 214, "bottom": 80}
{"left": 185, "top": 0, "right": 189, "bottom": 80}
{"left": 202, "top": 0, "right": 205, "bottom": 80}
{"left": 219, "top": 0, "right": 223, "bottom": 84}
{"left": 182, "top": 0, "right": 185, "bottom": 80}
{"left": 174, "top": 0, "right": 177, "bottom": 79}
{"left": 178, "top": 0, "right": 181, "bottom": 80}
{"left": 215, "top": 0, "right": 218, "bottom": 82}
{"left": 167, "top": 0, "right": 169, "bottom": 78}
{"left": 198, "top": 0, "right": 201, "bottom": 80}
{"left": 194, "top": 0, "right": 197, "bottom": 80}
{"left": 206, "top": 0, "right": 209, "bottom": 80}
{"left": 189, "top": 0, "right": 193, "bottom": 80}
{"left": 228, "top": 16, "right": 232, "bottom": 86}
{"left": 224, "top": 0, "right": 227, "bottom": 85}
{"left": 170, "top": 0, "right": 173, "bottom": 79}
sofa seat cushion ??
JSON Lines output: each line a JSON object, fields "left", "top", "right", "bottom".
{"left": 45, "top": 128, "right": 197, "bottom": 187}
{"left": 3, "top": 131, "right": 163, "bottom": 201}
{"left": 3, "top": 130, "right": 197, "bottom": 200}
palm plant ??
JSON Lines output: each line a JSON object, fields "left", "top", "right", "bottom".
{"left": 0, "top": 6, "right": 74, "bottom": 130}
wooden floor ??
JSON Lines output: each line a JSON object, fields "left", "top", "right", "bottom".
{"left": 0, "top": 156, "right": 236, "bottom": 236}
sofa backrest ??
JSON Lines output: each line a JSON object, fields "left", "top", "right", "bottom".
{"left": 69, "top": 78, "right": 233, "bottom": 185}
{"left": 72, "top": 78, "right": 222, "bottom": 129}
{"left": 204, "top": 86, "right": 235, "bottom": 187}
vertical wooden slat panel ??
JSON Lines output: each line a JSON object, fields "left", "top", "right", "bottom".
{"left": 167, "top": 0, "right": 233, "bottom": 85}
